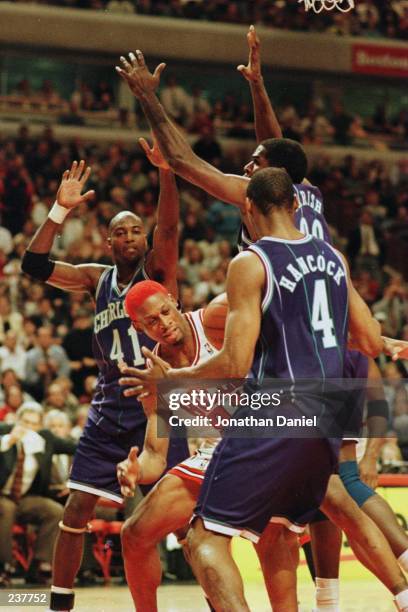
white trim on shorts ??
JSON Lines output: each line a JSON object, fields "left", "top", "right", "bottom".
{"left": 194, "top": 516, "right": 260, "bottom": 544}
{"left": 269, "top": 516, "right": 306, "bottom": 534}
{"left": 67, "top": 480, "right": 123, "bottom": 504}
{"left": 171, "top": 465, "right": 205, "bottom": 481}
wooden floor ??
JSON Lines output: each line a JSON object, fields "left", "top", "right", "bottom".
{"left": 0, "top": 578, "right": 397, "bottom": 611}
{"left": 38, "top": 579, "right": 395, "bottom": 612}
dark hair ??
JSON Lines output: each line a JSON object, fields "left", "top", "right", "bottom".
{"left": 260, "top": 138, "right": 307, "bottom": 184}
{"left": 247, "top": 168, "right": 294, "bottom": 215}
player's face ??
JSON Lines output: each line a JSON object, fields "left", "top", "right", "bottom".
{"left": 108, "top": 217, "right": 147, "bottom": 265}
{"left": 135, "top": 294, "right": 184, "bottom": 345}
{"left": 244, "top": 145, "right": 269, "bottom": 177}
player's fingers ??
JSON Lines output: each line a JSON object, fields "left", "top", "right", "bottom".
{"left": 80, "top": 165, "right": 92, "bottom": 185}
{"left": 115, "top": 66, "right": 129, "bottom": 80}
{"left": 153, "top": 62, "right": 166, "bottom": 80}
{"left": 69, "top": 161, "right": 78, "bottom": 179}
{"left": 138, "top": 137, "right": 152, "bottom": 157}
{"left": 128, "top": 446, "right": 139, "bottom": 462}
{"left": 62, "top": 169, "right": 69, "bottom": 181}
{"left": 75, "top": 159, "right": 85, "bottom": 180}
{"left": 123, "top": 386, "right": 146, "bottom": 397}
{"left": 120, "top": 55, "right": 132, "bottom": 72}
{"left": 129, "top": 51, "right": 137, "bottom": 66}
{"left": 135, "top": 49, "right": 145, "bottom": 66}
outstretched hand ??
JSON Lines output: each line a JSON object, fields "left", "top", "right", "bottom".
{"left": 116, "top": 446, "right": 140, "bottom": 497}
{"left": 237, "top": 25, "right": 262, "bottom": 83}
{"left": 382, "top": 337, "right": 408, "bottom": 361}
{"left": 139, "top": 136, "right": 170, "bottom": 170}
{"left": 116, "top": 50, "right": 166, "bottom": 98}
{"left": 119, "top": 347, "right": 171, "bottom": 399}
{"left": 57, "top": 160, "right": 95, "bottom": 210}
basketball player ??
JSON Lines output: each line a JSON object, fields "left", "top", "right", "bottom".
{"left": 21, "top": 157, "right": 188, "bottom": 612}
{"left": 119, "top": 168, "right": 408, "bottom": 611}
{"left": 117, "top": 282, "right": 295, "bottom": 611}
{"left": 238, "top": 26, "right": 408, "bottom": 606}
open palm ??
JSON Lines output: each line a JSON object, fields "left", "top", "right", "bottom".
{"left": 56, "top": 160, "right": 95, "bottom": 209}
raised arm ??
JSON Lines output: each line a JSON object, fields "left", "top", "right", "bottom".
{"left": 116, "top": 52, "right": 248, "bottom": 209}
{"left": 140, "top": 138, "right": 180, "bottom": 298}
{"left": 237, "top": 25, "right": 282, "bottom": 143}
{"left": 22, "top": 161, "right": 105, "bottom": 294}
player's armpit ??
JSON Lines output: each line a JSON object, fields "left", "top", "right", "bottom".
{"left": 47, "top": 262, "right": 107, "bottom": 294}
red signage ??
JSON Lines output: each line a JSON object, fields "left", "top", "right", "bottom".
{"left": 352, "top": 43, "right": 408, "bottom": 78}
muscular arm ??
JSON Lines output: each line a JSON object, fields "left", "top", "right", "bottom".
{"left": 145, "top": 168, "right": 180, "bottom": 298}
{"left": 140, "top": 92, "right": 248, "bottom": 207}
{"left": 237, "top": 26, "right": 282, "bottom": 142}
{"left": 22, "top": 161, "right": 104, "bottom": 294}
{"left": 166, "top": 251, "right": 264, "bottom": 379}
{"left": 136, "top": 396, "right": 169, "bottom": 484}
{"left": 116, "top": 54, "right": 248, "bottom": 208}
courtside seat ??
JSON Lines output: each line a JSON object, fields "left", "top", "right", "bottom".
{"left": 12, "top": 524, "right": 36, "bottom": 572}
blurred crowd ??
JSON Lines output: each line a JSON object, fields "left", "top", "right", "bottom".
{"left": 8, "top": 0, "right": 408, "bottom": 41}
{"left": 0, "top": 124, "right": 407, "bottom": 584}
{"left": 3, "top": 76, "right": 408, "bottom": 151}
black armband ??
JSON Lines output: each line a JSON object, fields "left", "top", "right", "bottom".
{"left": 367, "top": 399, "right": 389, "bottom": 420}
{"left": 21, "top": 251, "right": 56, "bottom": 282}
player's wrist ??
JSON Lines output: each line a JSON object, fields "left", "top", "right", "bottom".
{"left": 48, "top": 201, "right": 70, "bottom": 224}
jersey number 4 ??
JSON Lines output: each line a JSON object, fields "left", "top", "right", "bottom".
{"left": 110, "top": 327, "right": 144, "bottom": 366}
{"left": 311, "top": 279, "right": 337, "bottom": 349}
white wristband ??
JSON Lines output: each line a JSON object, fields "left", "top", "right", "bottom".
{"left": 48, "top": 201, "right": 70, "bottom": 224}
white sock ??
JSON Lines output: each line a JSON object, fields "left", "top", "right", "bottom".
{"left": 315, "top": 577, "right": 339, "bottom": 612}
{"left": 395, "top": 589, "right": 408, "bottom": 612}
{"left": 398, "top": 550, "right": 408, "bottom": 573}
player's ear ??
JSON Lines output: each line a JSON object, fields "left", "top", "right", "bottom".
{"left": 293, "top": 195, "right": 299, "bottom": 211}
{"left": 107, "top": 236, "right": 112, "bottom": 250}
{"left": 168, "top": 294, "right": 177, "bottom": 306}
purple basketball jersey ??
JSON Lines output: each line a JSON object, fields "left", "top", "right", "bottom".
{"left": 248, "top": 236, "right": 348, "bottom": 381}
{"left": 89, "top": 264, "right": 155, "bottom": 434}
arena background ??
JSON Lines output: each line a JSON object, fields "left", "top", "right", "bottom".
{"left": 0, "top": 1, "right": 407, "bottom": 610}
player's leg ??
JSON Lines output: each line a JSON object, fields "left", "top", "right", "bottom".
{"left": 51, "top": 490, "right": 98, "bottom": 611}
{"left": 121, "top": 473, "right": 198, "bottom": 611}
{"left": 255, "top": 524, "right": 298, "bottom": 612}
{"left": 309, "top": 515, "right": 342, "bottom": 612}
{"left": 362, "top": 495, "right": 408, "bottom": 572}
{"left": 339, "top": 446, "right": 408, "bottom": 572}
{"left": 320, "top": 474, "right": 407, "bottom": 596}
{"left": 187, "top": 518, "right": 250, "bottom": 612}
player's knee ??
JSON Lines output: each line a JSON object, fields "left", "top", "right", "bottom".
{"left": 187, "top": 522, "right": 217, "bottom": 567}
{"left": 121, "top": 515, "right": 156, "bottom": 551}
{"left": 339, "top": 461, "right": 375, "bottom": 508}
{"left": 63, "top": 492, "right": 97, "bottom": 528}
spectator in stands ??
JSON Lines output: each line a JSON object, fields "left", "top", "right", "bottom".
{"left": 44, "top": 410, "right": 74, "bottom": 503}
{"left": 372, "top": 275, "right": 407, "bottom": 338}
{"left": 0, "top": 402, "right": 76, "bottom": 586}
{"left": 206, "top": 199, "right": 241, "bottom": 244}
{"left": 192, "top": 125, "right": 222, "bottom": 166}
{"left": 0, "top": 330, "right": 27, "bottom": 380}
{"left": 347, "top": 208, "right": 385, "bottom": 272}
{"left": 43, "top": 382, "right": 77, "bottom": 423}
{"left": 160, "top": 75, "right": 192, "bottom": 127}
{"left": 70, "top": 405, "right": 89, "bottom": 441}
{"left": 25, "top": 326, "right": 70, "bottom": 402}
{"left": 0, "top": 296, "right": 24, "bottom": 344}
{"left": 106, "top": 0, "right": 135, "bottom": 13}
{"left": 331, "top": 102, "right": 354, "bottom": 146}
{"left": 0, "top": 385, "right": 24, "bottom": 423}
{"left": 62, "top": 308, "right": 96, "bottom": 396}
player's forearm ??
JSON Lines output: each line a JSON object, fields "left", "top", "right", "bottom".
{"left": 137, "top": 448, "right": 167, "bottom": 484}
{"left": 249, "top": 78, "right": 282, "bottom": 142}
{"left": 25, "top": 218, "right": 60, "bottom": 254}
{"left": 139, "top": 91, "right": 195, "bottom": 173}
{"left": 157, "top": 169, "right": 179, "bottom": 235}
